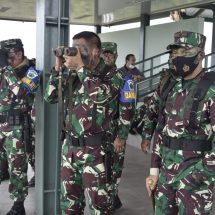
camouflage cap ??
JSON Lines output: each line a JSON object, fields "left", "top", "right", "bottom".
{"left": 167, "top": 31, "right": 206, "bottom": 50}
{"left": 0, "top": 38, "right": 23, "bottom": 52}
{"left": 102, "top": 42, "right": 117, "bottom": 54}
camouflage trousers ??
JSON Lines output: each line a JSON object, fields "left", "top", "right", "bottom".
{"left": 0, "top": 129, "right": 28, "bottom": 201}
{"left": 60, "top": 138, "right": 114, "bottom": 215}
{"left": 112, "top": 145, "right": 126, "bottom": 197}
{"left": 155, "top": 169, "right": 214, "bottom": 215}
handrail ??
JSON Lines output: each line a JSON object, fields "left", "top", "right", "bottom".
{"left": 142, "top": 62, "right": 168, "bottom": 74}
{"left": 134, "top": 51, "right": 170, "bottom": 66}
{"left": 135, "top": 51, "right": 215, "bottom": 104}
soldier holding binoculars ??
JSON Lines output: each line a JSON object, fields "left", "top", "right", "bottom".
{"left": 44, "top": 31, "right": 134, "bottom": 215}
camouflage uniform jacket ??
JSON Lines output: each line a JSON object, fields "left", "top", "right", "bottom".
{"left": 150, "top": 71, "right": 215, "bottom": 183}
{"left": 0, "top": 58, "right": 35, "bottom": 131}
{"left": 44, "top": 59, "right": 134, "bottom": 140}
{"left": 141, "top": 69, "right": 172, "bottom": 141}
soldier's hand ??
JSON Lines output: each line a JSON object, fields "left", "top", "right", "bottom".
{"left": 141, "top": 139, "right": 151, "bottom": 154}
{"left": 54, "top": 56, "right": 63, "bottom": 72}
{"left": 114, "top": 137, "right": 126, "bottom": 153}
{"left": 63, "top": 48, "right": 84, "bottom": 71}
{"left": 132, "top": 75, "right": 144, "bottom": 82}
{"left": 146, "top": 175, "right": 158, "bottom": 197}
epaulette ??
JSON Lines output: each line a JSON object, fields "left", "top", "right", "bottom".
{"left": 116, "top": 68, "right": 124, "bottom": 80}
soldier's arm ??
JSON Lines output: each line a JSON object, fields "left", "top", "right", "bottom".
{"left": 76, "top": 67, "right": 121, "bottom": 105}
{"left": 191, "top": 86, "right": 215, "bottom": 181}
{"left": 150, "top": 91, "right": 164, "bottom": 176}
{"left": 44, "top": 68, "right": 60, "bottom": 103}
{"left": 117, "top": 101, "right": 135, "bottom": 141}
{"left": 4, "top": 66, "right": 31, "bottom": 97}
{"left": 44, "top": 67, "right": 68, "bottom": 104}
{"left": 141, "top": 90, "right": 159, "bottom": 141}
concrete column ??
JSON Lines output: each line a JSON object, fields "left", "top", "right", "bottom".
{"left": 35, "top": 0, "right": 69, "bottom": 214}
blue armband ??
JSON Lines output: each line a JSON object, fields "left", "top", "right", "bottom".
{"left": 120, "top": 75, "right": 136, "bottom": 103}
{"left": 21, "top": 67, "right": 41, "bottom": 93}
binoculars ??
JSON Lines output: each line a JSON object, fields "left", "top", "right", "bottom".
{"left": 53, "top": 46, "right": 78, "bottom": 57}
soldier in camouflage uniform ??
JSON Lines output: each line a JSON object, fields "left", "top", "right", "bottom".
{"left": 101, "top": 42, "right": 135, "bottom": 210}
{"left": 44, "top": 31, "right": 134, "bottom": 215}
{"left": 0, "top": 39, "right": 40, "bottom": 215}
{"left": 140, "top": 69, "right": 172, "bottom": 152}
{"left": 130, "top": 96, "right": 152, "bottom": 136}
{"left": 145, "top": 31, "right": 215, "bottom": 215}
{"left": 101, "top": 42, "right": 118, "bottom": 68}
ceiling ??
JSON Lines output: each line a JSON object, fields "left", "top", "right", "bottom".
{"left": 0, "top": 0, "right": 215, "bottom": 25}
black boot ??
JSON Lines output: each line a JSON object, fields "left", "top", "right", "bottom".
{"left": 28, "top": 175, "right": 35, "bottom": 187}
{"left": 6, "top": 201, "right": 26, "bottom": 215}
{"left": 112, "top": 194, "right": 122, "bottom": 211}
{"left": 1, "top": 160, "right": 9, "bottom": 181}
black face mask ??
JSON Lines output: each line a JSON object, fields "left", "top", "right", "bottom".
{"left": 171, "top": 54, "right": 199, "bottom": 78}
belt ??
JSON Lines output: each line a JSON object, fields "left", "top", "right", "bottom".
{"left": 0, "top": 115, "right": 7, "bottom": 123}
{"left": 163, "top": 136, "right": 212, "bottom": 151}
{"left": 0, "top": 113, "right": 24, "bottom": 125}
{"left": 66, "top": 134, "right": 105, "bottom": 147}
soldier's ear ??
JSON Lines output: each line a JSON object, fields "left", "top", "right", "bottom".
{"left": 92, "top": 48, "right": 101, "bottom": 57}
{"left": 197, "top": 50, "right": 205, "bottom": 61}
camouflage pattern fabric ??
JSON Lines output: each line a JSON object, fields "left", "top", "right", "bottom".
{"left": 112, "top": 148, "right": 126, "bottom": 195}
{"left": 130, "top": 96, "right": 152, "bottom": 135}
{"left": 61, "top": 138, "right": 113, "bottom": 214}
{"left": 0, "top": 61, "right": 37, "bottom": 201}
{"left": 154, "top": 176, "right": 214, "bottom": 215}
{"left": 0, "top": 38, "right": 23, "bottom": 52}
{"left": 101, "top": 42, "right": 117, "bottom": 54}
{"left": 167, "top": 31, "right": 206, "bottom": 50}
{"left": 44, "top": 58, "right": 134, "bottom": 214}
{"left": 101, "top": 42, "right": 135, "bottom": 206}
{"left": 45, "top": 59, "right": 133, "bottom": 140}
{"left": 0, "top": 130, "right": 28, "bottom": 201}
{"left": 149, "top": 71, "right": 215, "bottom": 214}
{"left": 141, "top": 69, "right": 171, "bottom": 141}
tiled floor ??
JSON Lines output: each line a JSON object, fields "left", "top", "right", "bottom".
{"left": 1, "top": 134, "right": 215, "bottom": 215}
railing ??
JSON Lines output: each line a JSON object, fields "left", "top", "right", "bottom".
{"left": 135, "top": 51, "right": 215, "bottom": 104}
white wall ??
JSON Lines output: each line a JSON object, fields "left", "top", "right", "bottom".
{"left": 99, "top": 28, "right": 140, "bottom": 68}
{"left": 100, "top": 17, "right": 204, "bottom": 69}
{"left": 145, "top": 17, "right": 204, "bottom": 58}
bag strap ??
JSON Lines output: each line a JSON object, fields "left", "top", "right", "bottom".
{"left": 187, "top": 72, "right": 215, "bottom": 132}
{"left": 161, "top": 76, "right": 178, "bottom": 101}
{"left": 158, "top": 78, "right": 178, "bottom": 126}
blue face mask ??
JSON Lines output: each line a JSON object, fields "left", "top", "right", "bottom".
{"left": 171, "top": 54, "right": 199, "bottom": 78}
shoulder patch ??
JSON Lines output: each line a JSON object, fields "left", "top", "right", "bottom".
{"left": 120, "top": 75, "right": 136, "bottom": 103}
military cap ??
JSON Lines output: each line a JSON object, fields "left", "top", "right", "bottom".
{"left": 0, "top": 38, "right": 23, "bottom": 52}
{"left": 167, "top": 31, "right": 206, "bottom": 50}
{"left": 102, "top": 42, "right": 117, "bottom": 54}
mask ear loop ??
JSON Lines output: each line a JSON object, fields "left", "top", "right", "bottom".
{"left": 194, "top": 51, "right": 204, "bottom": 65}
